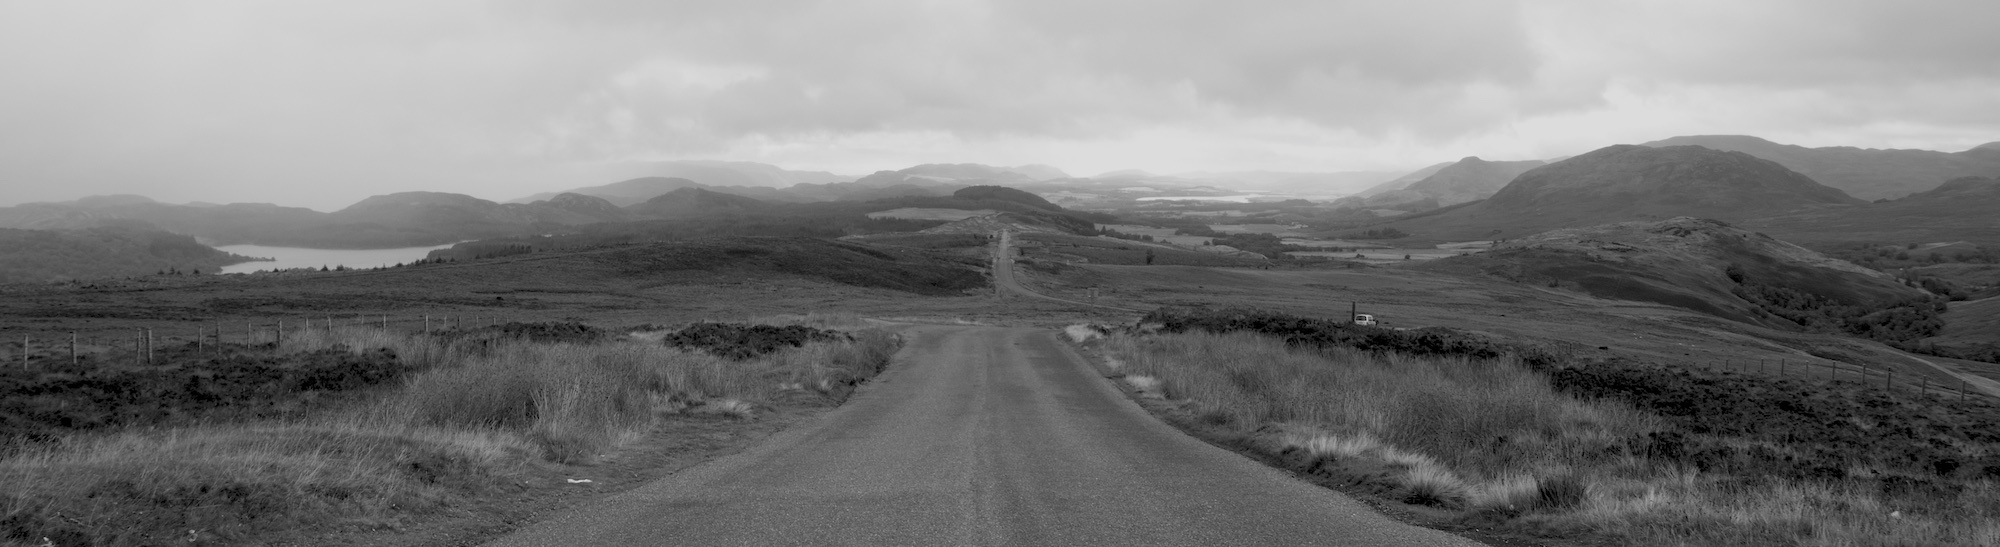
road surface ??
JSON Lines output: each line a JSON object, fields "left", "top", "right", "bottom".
{"left": 485, "top": 325, "right": 1482, "bottom": 546}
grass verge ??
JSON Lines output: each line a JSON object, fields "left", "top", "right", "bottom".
{"left": 1, "top": 322, "right": 899, "bottom": 546}
{"left": 1095, "top": 319, "right": 2000, "bottom": 546}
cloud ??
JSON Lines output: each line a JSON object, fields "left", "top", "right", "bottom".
{"left": 0, "top": 1, "right": 1996, "bottom": 209}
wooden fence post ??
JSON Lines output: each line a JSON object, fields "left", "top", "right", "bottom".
{"left": 277, "top": 320, "right": 284, "bottom": 351}
{"left": 1886, "top": 369, "right": 1893, "bottom": 390}
{"left": 70, "top": 332, "right": 76, "bottom": 365}
{"left": 145, "top": 329, "right": 153, "bottom": 364}
{"left": 197, "top": 326, "right": 203, "bottom": 355}
{"left": 19, "top": 334, "right": 26, "bottom": 368}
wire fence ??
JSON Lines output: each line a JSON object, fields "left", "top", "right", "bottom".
{"left": 1686, "top": 354, "right": 1990, "bottom": 403}
{"left": 1542, "top": 338, "right": 1993, "bottom": 403}
{"left": 3, "top": 313, "right": 521, "bottom": 369}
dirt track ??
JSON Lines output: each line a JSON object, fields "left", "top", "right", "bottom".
{"left": 992, "top": 229, "right": 1141, "bottom": 311}
{"left": 482, "top": 325, "right": 1481, "bottom": 546}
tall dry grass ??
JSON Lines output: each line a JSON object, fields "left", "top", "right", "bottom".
{"left": 1, "top": 324, "right": 899, "bottom": 545}
{"left": 1103, "top": 330, "right": 2000, "bottom": 546}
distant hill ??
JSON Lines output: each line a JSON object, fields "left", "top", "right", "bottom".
{"left": 1363, "top": 157, "right": 1546, "bottom": 208}
{"left": 514, "top": 161, "right": 850, "bottom": 203}
{"left": 1161, "top": 170, "right": 1405, "bottom": 196}
{"left": 853, "top": 163, "right": 1054, "bottom": 188}
{"left": 951, "top": 185, "right": 1061, "bottom": 211}
{"left": 0, "top": 196, "right": 324, "bottom": 243}
{"left": 1419, "top": 217, "right": 1937, "bottom": 341}
{"left": 516, "top": 177, "right": 710, "bottom": 207}
{"left": 516, "top": 193, "right": 633, "bottom": 225}
{"left": 0, "top": 226, "right": 254, "bottom": 284}
{"left": 1641, "top": 135, "right": 2000, "bottom": 200}
{"left": 1742, "top": 176, "right": 2000, "bottom": 246}
{"left": 1355, "top": 162, "right": 1454, "bottom": 198}
{"left": 625, "top": 188, "right": 772, "bottom": 218}
{"left": 1385, "top": 145, "right": 1862, "bottom": 241}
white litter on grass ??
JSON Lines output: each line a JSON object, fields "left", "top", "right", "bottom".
{"left": 694, "top": 398, "right": 756, "bottom": 419}
{"left": 1063, "top": 324, "right": 1104, "bottom": 343}
{"left": 1123, "top": 375, "right": 1164, "bottom": 398}
{"left": 566, "top": 479, "right": 593, "bottom": 484}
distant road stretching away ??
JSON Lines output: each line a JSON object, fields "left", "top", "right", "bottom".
{"left": 485, "top": 325, "right": 1485, "bottom": 546}
{"left": 990, "top": 229, "right": 1141, "bottom": 311}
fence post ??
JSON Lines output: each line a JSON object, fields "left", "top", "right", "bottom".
{"left": 277, "top": 320, "right": 284, "bottom": 351}
{"left": 19, "top": 334, "right": 26, "bottom": 368}
{"left": 1886, "top": 369, "right": 1893, "bottom": 390}
{"left": 197, "top": 326, "right": 203, "bottom": 355}
{"left": 70, "top": 331, "right": 76, "bottom": 365}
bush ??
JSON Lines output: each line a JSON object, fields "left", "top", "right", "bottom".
{"left": 1139, "top": 307, "right": 1564, "bottom": 367}
{"left": 662, "top": 323, "right": 854, "bottom": 360}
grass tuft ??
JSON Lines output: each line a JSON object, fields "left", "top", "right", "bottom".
{"left": 1, "top": 324, "right": 901, "bottom": 545}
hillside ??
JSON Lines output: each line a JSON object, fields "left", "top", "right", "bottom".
{"left": 1642, "top": 135, "right": 2000, "bottom": 200}
{"left": 1354, "top": 161, "right": 1454, "bottom": 197}
{"left": 517, "top": 177, "right": 712, "bottom": 207}
{"left": 1419, "top": 217, "right": 1938, "bottom": 341}
{"left": 0, "top": 227, "right": 254, "bottom": 284}
{"left": 513, "top": 161, "right": 850, "bottom": 203}
{"left": 1363, "top": 157, "right": 1546, "bottom": 208}
{"left": 1743, "top": 176, "right": 2000, "bottom": 246}
{"left": 951, "top": 185, "right": 1062, "bottom": 210}
{"left": 0, "top": 196, "right": 325, "bottom": 244}
{"left": 1384, "top": 145, "right": 1862, "bottom": 241}
{"left": 515, "top": 193, "right": 633, "bottom": 225}
{"left": 1922, "top": 297, "right": 2000, "bottom": 362}
{"left": 625, "top": 188, "right": 773, "bottom": 218}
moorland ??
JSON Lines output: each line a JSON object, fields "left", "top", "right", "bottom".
{"left": 3, "top": 136, "right": 2000, "bottom": 545}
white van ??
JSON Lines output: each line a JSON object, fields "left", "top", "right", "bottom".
{"left": 1353, "top": 313, "right": 1378, "bottom": 326}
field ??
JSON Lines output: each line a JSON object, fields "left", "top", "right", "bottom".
{"left": 863, "top": 207, "right": 1001, "bottom": 221}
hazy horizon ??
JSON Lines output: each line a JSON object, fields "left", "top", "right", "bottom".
{"left": 4, "top": 1, "right": 1998, "bottom": 210}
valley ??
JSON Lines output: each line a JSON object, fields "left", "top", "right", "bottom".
{"left": 5, "top": 136, "right": 2000, "bottom": 546}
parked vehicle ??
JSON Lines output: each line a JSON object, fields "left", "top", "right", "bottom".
{"left": 1352, "top": 313, "right": 1377, "bottom": 326}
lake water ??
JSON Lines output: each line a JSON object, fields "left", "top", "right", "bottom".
{"left": 216, "top": 243, "right": 460, "bottom": 274}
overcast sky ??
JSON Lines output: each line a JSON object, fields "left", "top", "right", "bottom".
{"left": 3, "top": 0, "right": 1998, "bottom": 210}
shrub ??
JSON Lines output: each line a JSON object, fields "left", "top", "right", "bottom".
{"left": 663, "top": 323, "right": 853, "bottom": 360}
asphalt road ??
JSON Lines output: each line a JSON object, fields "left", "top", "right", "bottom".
{"left": 484, "top": 325, "right": 1482, "bottom": 546}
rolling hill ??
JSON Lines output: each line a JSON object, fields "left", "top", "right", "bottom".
{"left": 0, "top": 226, "right": 255, "bottom": 284}
{"left": 1742, "top": 176, "right": 2000, "bottom": 246}
{"left": 1641, "top": 135, "right": 2000, "bottom": 200}
{"left": 1354, "top": 161, "right": 1455, "bottom": 198}
{"left": 625, "top": 188, "right": 774, "bottom": 218}
{"left": 1362, "top": 157, "right": 1546, "bottom": 208}
{"left": 1922, "top": 297, "right": 2000, "bottom": 362}
{"left": 1384, "top": 145, "right": 1863, "bottom": 241}
{"left": 513, "top": 160, "right": 851, "bottom": 203}
{"left": 1418, "top": 217, "right": 1937, "bottom": 340}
